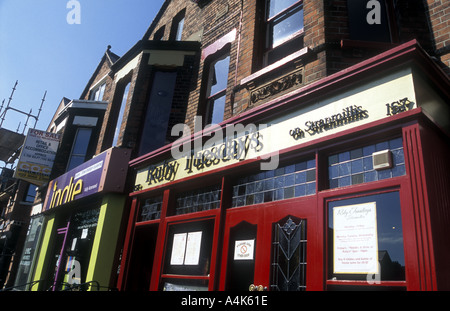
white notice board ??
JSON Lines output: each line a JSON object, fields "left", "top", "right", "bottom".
{"left": 170, "top": 231, "right": 202, "bottom": 266}
{"left": 170, "top": 233, "right": 187, "bottom": 265}
{"left": 333, "top": 202, "right": 379, "bottom": 274}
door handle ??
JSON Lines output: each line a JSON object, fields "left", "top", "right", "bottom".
{"left": 249, "top": 284, "right": 267, "bottom": 291}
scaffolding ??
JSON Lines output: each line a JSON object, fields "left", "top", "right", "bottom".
{"left": 0, "top": 80, "right": 46, "bottom": 189}
{"left": 0, "top": 80, "right": 45, "bottom": 134}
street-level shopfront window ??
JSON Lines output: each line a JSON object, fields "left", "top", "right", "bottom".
{"left": 126, "top": 133, "right": 412, "bottom": 290}
{"left": 327, "top": 191, "right": 406, "bottom": 290}
{"left": 51, "top": 207, "right": 100, "bottom": 291}
{"left": 162, "top": 219, "right": 215, "bottom": 291}
{"left": 175, "top": 185, "right": 221, "bottom": 215}
{"left": 13, "top": 215, "right": 45, "bottom": 291}
{"left": 328, "top": 137, "right": 406, "bottom": 189}
{"left": 139, "top": 195, "right": 163, "bottom": 222}
{"left": 232, "top": 158, "right": 315, "bottom": 207}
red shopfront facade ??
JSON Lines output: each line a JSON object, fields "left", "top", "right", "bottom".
{"left": 117, "top": 41, "right": 450, "bottom": 291}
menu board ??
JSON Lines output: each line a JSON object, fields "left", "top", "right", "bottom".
{"left": 170, "top": 231, "right": 202, "bottom": 266}
{"left": 185, "top": 231, "right": 202, "bottom": 265}
{"left": 333, "top": 202, "right": 378, "bottom": 274}
{"left": 171, "top": 233, "right": 187, "bottom": 265}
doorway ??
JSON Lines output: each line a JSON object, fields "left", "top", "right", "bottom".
{"left": 219, "top": 197, "right": 317, "bottom": 291}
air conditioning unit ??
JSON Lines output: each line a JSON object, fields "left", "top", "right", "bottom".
{"left": 372, "top": 150, "right": 393, "bottom": 170}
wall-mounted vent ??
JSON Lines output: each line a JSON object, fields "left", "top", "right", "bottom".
{"left": 372, "top": 150, "right": 393, "bottom": 170}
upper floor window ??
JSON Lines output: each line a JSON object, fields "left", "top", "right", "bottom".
{"left": 347, "top": 0, "right": 394, "bottom": 43}
{"left": 204, "top": 53, "right": 230, "bottom": 125}
{"left": 23, "top": 184, "right": 37, "bottom": 203}
{"left": 67, "top": 128, "right": 92, "bottom": 171}
{"left": 170, "top": 10, "right": 186, "bottom": 41}
{"left": 113, "top": 82, "right": 130, "bottom": 146}
{"left": 265, "top": 0, "right": 304, "bottom": 65}
{"left": 154, "top": 26, "right": 165, "bottom": 41}
{"left": 89, "top": 82, "right": 106, "bottom": 101}
{"left": 138, "top": 71, "right": 177, "bottom": 156}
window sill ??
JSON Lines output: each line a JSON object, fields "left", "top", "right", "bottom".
{"left": 240, "top": 46, "right": 310, "bottom": 87}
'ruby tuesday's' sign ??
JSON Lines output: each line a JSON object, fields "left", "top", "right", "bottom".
{"left": 43, "top": 152, "right": 107, "bottom": 211}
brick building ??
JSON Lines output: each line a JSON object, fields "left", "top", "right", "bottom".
{"left": 9, "top": 0, "right": 449, "bottom": 291}
{"left": 9, "top": 47, "right": 131, "bottom": 291}
{"left": 115, "top": 0, "right": 449, "bottom": 291}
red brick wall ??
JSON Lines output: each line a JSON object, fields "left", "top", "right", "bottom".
{"left": 116, "top": 0, "right": 449, "bottom": 155}
{"left": 80, "top": 59, "right": 115, "bottom": 102}
{"left": 425, "top": 0, "right": 450, "bottom": 75}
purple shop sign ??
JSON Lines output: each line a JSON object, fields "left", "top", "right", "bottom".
{"left": 43, "top": 147, "right": 130, "bottom": 212}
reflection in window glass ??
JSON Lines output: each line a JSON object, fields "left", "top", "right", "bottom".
{"left": 208, "top": 55, "right": 230, "bottom": 96}
{"left": 113, "top": 82, "right": 130, "bottom": 146}
{"left": 232, "top": 159, "right": 315, "bottom": 207}
{"left": 58, "top": 208, "right": 100, "bottom": 291}
{"left": 89, "top": 83, "right": 106, "bottom": 101}
{"left": 268, "top": 0, "right": 299, "bottom": 18}
{"left": 209, "top": 95, "right": 226, "bottom": 126}
{"left": 265, "top": 0, "right": 304, "bottom": 65}
{"left": 67, "top": 128, "right": 92, "bottom": 171}
{"left": 205, "top": 54, "right": 230, "bottom": 124}
{"left": 24, "top": 184, "right": 37, "bottom": 202}
{"left": 139, "top": 195, "right": 163, "bottom": 221}
{"left": 175, "top": 17, "right": 185, "bottom": 41}
{"left": 175, "top": 185, "right": 221, "bottom": 215}
{"left": 272, "top": 7, "right": 304, "bottom": 47}
{"left": 327, "top": 192, "right": 405, "bottom": 282}
{"left": 328, "top": 138, "right": 406, "bottom": 189}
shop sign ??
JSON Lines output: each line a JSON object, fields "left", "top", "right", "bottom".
{"left": 134, "top": 130, "right": 265, "bottom": 192}
{"left": 43, "top": 147, "right": 130, "bottom": 212}
{"left": 134, "top": 68, "right": 417, "bottom": 191}
{"left": 14, "top": 129, "right": 61, "bottom": 186}
{"left": 333, "top": 202, "right": 379, "bottom": 274}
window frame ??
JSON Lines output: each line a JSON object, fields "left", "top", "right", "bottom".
{"left": 327, "top": 137, "right": 406, "bottom": 189}
{"left": 89, "top": 82, "right": 106, "bottom": 101}
{"left": 170, "top": 9, "right": 186, "bottom": 41}
{"left": 23, "top": 183, "right": 37, "bottom": 203}
{"left": 263, "top": 0, "right": 305, "bottom": 66}
{"left": 153, "top": 26, "right": 165, "bottom": 41}
{"left": 202, "top": 51, "right": 231, "bottom": 125}
{"left": 112, "top": 81, "right": 130, "bottom": 146}
{"left": 346, "top": 0, "right": 397, "bottom": 44}
{"left": 324, "top": 188, "right": 408, "bottom": 290}
{"left": 66, "top": 127, "right": 93, "bottom": 172}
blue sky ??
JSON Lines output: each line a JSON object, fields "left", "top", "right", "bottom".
{"left": 0, "top": 0, "right": 165, "bottom": 133}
